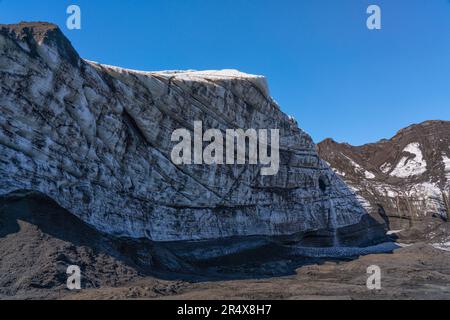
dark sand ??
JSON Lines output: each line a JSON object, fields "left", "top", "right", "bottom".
{"left": 1, "top": 192, "right": 449, "bottom": 300}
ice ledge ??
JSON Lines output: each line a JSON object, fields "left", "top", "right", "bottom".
{"left": 86, "top": 60, "right": 270, "bottom": 98}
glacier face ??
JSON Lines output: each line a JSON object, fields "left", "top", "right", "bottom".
{"left": 0, "top": 22, "right": 372, "bottom": 242}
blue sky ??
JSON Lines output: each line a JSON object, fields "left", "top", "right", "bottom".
{"left": 2, "top": 0, "right": 450, "bottom": 145}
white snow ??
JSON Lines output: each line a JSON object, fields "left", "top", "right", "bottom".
{"left": 432, "top": 242, "right": 450, "bottom": 252}
{"left": 341, "top": 153, "right": 375, "bottom": 179}
{"left": 164, "top": 70, "right": 270, "bottom": 97}
{"left": 347, "top": 185, "right": 372, "bottom": 210}
{"left": 406, "top": 182, "right": 441, "bottom": 198}
{"left": 390, "top": 143, "right": 427, "bottom": 178}
{"left": 171, "top": 69, "right": 265, "bottom": 80}
{"left": 342, "top": 154, "right": 361, "bottom": 170}
{"left": 364, "top": 171, "right": 376, "bottom": 179}
{"left": 380, "top": 162, "right": 392, "bottom": 174}
{"left": 289, "top": 242, "right": 399, "bottom": 258}
{"left": 373, "top": 184, "right": 399, "bottom": 198}
{"left": 333, "top": 169, "right": 346, "bottom": 177}
{"left": 69, "top": 91, "right": 97, "bottom": 143}
{"left": 386, "top": 229, "right": 404, "bottom": 235}
{"left": 326, "top": 161, "right": 346, "bottom": 176}
{"left": 104, "top": 66, "right": 265, "bottom": 81}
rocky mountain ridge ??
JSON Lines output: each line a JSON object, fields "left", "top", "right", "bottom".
{"left": 318, "top": 120, "right": 450, "bottom": 245}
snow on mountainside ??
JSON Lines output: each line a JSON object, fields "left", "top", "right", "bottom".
{"left": 318, "top": 120, "right": 450, "bottom": 244}
{"left": 390, "top": 142, "right": 427, "bottom": 178}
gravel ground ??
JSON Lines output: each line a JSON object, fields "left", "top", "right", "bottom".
{"left": 1, "top": 193, "right": 450, "bottom": 300}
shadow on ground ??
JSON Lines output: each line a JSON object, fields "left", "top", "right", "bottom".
{"left": 0, "top": 190, "right": 396, "bottom": 297}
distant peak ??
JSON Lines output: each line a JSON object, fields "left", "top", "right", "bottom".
{"left": 320, "top": 138, "right": 338, "bottom": 144}
{"left": 391, "top": 120, "right": 449, "bottom": 142}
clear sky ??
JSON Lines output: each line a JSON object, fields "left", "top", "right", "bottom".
{"left": 2, "top": 0, "right": 450, "bottom": 145}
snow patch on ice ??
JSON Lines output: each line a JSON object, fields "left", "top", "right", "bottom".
{"left": 387, "top": 229, "right": 403, "bottom": 235}
{"left": 288, "top": 242, "right": 399, "bottom": 258}
{"left": 390, "top": 143, "right": 427, "bottom": 178}
{"left": 347, "top": 185, "right": 371, "bottom": 210}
